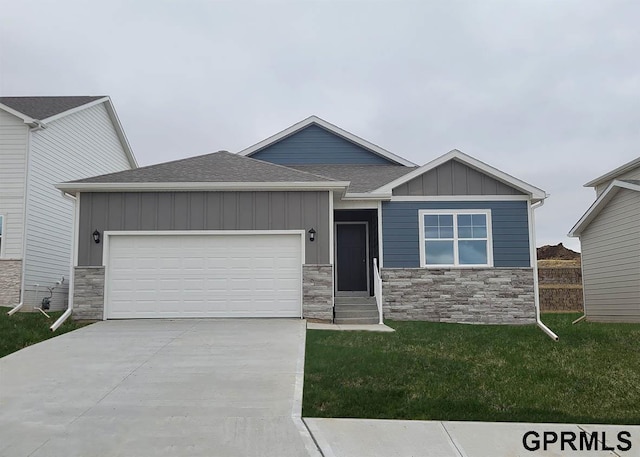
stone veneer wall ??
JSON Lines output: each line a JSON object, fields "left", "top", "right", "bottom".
{"left": 73, "top": 266, "right": 105, "bottom": 320}
{"left": 0, "top": 260, "right": 22, "bottom": 307}
{"left": 303, "top": 264, "right": 333, "bottom": 322}
{"left": 382, "top": 268, "right": 536, "bottom": 324}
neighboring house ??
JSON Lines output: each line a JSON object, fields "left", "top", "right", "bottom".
{"left": 569, "top": 157, "right": 640, "bottom": 322}
{"left": 0, "top": 96, "right": 137, "bottom": 311}
{"left": 57, "top": 116, "right": 546, "bottom": 325}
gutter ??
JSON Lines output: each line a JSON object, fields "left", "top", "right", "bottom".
{"left": 50, "top": 192, "right": 77, "bottom": 331}
{"left": 530, "top": 200, "right": 559, "bottom": 341}
{"left": 55, "top": 181, "right": 352, "bottom": 193}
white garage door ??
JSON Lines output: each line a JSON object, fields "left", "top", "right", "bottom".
{"left": 105, "top": 232, "right": 303, "bottom": 319}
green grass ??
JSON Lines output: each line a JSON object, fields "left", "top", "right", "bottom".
{"left": 303, "top": 313, "right": 640, "bottom": 424}
{"left": 0, "top": 306, "right": 90, "bottom": 358}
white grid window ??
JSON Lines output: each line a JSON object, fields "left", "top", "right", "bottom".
{"left": 419, "top": 210, "right": 493, "bottom": 267}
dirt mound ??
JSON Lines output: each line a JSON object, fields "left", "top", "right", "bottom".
{"left": 537, "top": 243, "right": 581, "bottom": 260}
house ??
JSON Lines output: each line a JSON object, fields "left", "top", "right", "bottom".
{"left": 56, "top": 116, "right": 547, "bottom": 326}
{"left": 0, "top": 96, "right": 137, "bottom": 312}
{"left": 569, "top": 156, "right": 640, "bottom": 323}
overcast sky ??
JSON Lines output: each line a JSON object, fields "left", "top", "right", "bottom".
{"left": 2, "top": 0, "right": 639, "bottom": 251}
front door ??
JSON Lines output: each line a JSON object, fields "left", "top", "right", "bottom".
{"left": 336, "top": 222, "right": 369, "bottom": 294}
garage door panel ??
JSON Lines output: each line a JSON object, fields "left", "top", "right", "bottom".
{"left": 106, "top": 233, "right": 302, "bottom": 319}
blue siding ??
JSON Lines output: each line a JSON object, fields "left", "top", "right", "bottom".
{"left": 382, "top": 201, "right": 531, "bottom": 268}
{"left": 250, "top": 124, "right": 396, "bottom": 165}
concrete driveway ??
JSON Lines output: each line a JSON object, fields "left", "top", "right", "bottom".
{"left": 0, "top": 319, "right": 319, "bottom": 457}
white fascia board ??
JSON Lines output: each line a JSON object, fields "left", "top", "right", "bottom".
{"left": 391, "top": 195, "right": 530, "bottom": 202}
{"left": 373, "top": 149, "right": 547, "bottom": 201}
{"left": 0, "top": 103, "right": 36, "bottom": 124}
{"left": 55, "top": 181, "right": 351, "bottom": 193}
{"left": 237, "top": 115, "right": 417, "bottom": 167}
{"left": 342, "top": 192, "right": 392, "bottom": 200}
{"left": 568, "top": 179, "right": 640, "bottom": 237}
{"left": 583, "top": 156, "right": 640, "bottom": 188}
{"left": 102, "top": 98, "right": 139, "bottom": 168}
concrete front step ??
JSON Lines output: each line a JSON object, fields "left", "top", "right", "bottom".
{"left": 334, "top": 296, "right": 379, "bottom": 325}
{"left": 335, "top": 311, "right": 379, "bottom": 320}
{"left": 333, "top": 304, "right": 377, "bottom": 311}
{"left": 334, "top": 316, "right": 380, "bottom": 325}
{"left": 334, "top": 301, "right": 379, "bottom": 322}
{"left": 334, "top": 296, "right": 376, "bottom": 305}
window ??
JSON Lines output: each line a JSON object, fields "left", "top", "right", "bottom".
{"left": 419, "top": 210, "right": 493, "bottom": 267}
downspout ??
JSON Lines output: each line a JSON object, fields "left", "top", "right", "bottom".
{"left": 50, "top": 191, "right": 77, "bottom": 331}
{"left": 530, "top": 199, "right": 559, "bottom": 341}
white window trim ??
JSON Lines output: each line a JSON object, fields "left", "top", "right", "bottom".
{"left": 418, "top": 209, "right": 494, "bottom": 268}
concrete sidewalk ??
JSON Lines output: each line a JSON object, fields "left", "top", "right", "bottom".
{"left": 305, "top": 418, "right": 640, "bottom": 457}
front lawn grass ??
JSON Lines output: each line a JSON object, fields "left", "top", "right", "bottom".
{"left": 0, "top": 307, "right": 90, "bottom": 358}
{"left": 303, "top": 313, "right": 640, "bottom": 424}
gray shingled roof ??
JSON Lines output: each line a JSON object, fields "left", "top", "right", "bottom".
{"left": 288, "top": 164, "right": 416, "bottom": 193}
{"left": 71, "top": 151, "right": 337, "bottom": 184}
{"left": 0, "top": 96, "right": 105, "bottom": 120}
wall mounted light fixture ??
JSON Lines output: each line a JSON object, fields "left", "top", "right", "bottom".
{"left": 308, "top": 228, "right": 316, "bottom": 242}
{"left": 93, "top": 230, "right": 101, "bottom": 244}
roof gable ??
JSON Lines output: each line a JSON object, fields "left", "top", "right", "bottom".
{"left": 375, "top": 149, "right": 547, "bottom": 200}
{"left": 238, "top": 116, "right": 416, "bottom": 166}
{"left": 584, "top": 156, "right": 640, "bottom": 188}
{"left": 0, "top": 96, "right": 105, "bottom": 121}
{"left": 569, "top": 180, "right": 640, "bottom": 236}
{"left": 392, "top": 158, "right": 526, "bottom": 197}
{"left": 0, "top": 96, "right": 137, "bottom": 169}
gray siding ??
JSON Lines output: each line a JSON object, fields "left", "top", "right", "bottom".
{"left": 250, "top": 124, "right": 395, "bottom": 165}
{"left": 382, "top": 201, "right": 530, "bottom": 268}
{"left": 23, "top": 102, "right": 133, "bottom": 310}
{"left": 580, "top": 189, "right": 640, "bottom": 322}
{"left": 0, "top": 109, "right": 29, "bottom": 260}
{"left": 393, "top": 159, "right": 525, "bottom": 196}
{"left": 78, "top": 191, "right": 330, "bottom": 266}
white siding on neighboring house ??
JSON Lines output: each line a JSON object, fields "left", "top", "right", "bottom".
{"left": 581, "top": 189, "right": 640, "bottom": 322}
{"left": 0, "top": 110, "right": 29, "bottom": 259}
{"left": 595, "top": 165, "right": 640, "bottom": 196}
{"left": 23, "top": 102, "right": 133, "bottom": 310}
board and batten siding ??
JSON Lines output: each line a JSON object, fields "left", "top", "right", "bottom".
{"left": 393, "top": 159, "right": 525, "bottom": 196}
{"left": 382, "top": 201, "right": 531, "bottom": 268}
{"left": 0, "top": 110, "right": 29, "bottom": 259}
{"left": 580, "top": 189, "right": 640, "bottom": 322}
{"left": 77, "top": 191, "right": 330, "bottom": 266}
{"left": 22, "top": 102, "right": 133, "bottom": 309}
{"left": 595, "top": 164, "right": 640, "bottom": 197}
{"left": 250, "top": 124, "right": 395, "bottom": 165}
